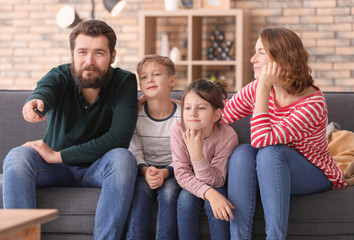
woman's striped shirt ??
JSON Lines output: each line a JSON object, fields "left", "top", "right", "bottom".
{"left": 222, "top": 80, "right": 346, "bottom": 189}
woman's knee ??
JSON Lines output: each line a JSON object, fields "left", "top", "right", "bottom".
{"left": 256, "top": 145, "right": 294, "bottom": 176}
{"left": 257, "top": 145, "right": 289, "bottom": 165}
{"left": 231, "top": 144, "right": 254, "bottom": 156}
{"left": 229, "top": 144, "right": 257, "bottom": 171}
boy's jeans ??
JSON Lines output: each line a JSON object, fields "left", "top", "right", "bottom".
{"left": 2, "top": 146, "right": 137, "bottom": 240}
{"left": 126, "top": 176, "right": 180, "bottom": 240}
{"left": 177, "top": 187, "right": 230, "bottom": 240}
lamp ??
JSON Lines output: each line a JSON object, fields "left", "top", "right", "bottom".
{"left": 56, "top": 6, "right": 82, "bottom": 29}
{"left": 56, "top": 0, "right": 125, "bottom": 28}
{"left": 103, "top": 0, "right": 126, "bottom": 17}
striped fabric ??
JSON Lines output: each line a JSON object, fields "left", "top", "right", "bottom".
{"left": 222, "top": 80, "right": 346, "bottom": 189}
{"left": 129, "top": 102, "right": 181, "bottom": 168}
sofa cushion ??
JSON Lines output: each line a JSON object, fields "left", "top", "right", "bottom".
{"left": 41, "top": 234, "right": 93, "bottom": 240}
{"left": 252, "top": 186, "right": 354, "bottom": 237}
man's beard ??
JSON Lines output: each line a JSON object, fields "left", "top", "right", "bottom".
{"left": 70, "top": 62, "right": 111, "bottom": 89}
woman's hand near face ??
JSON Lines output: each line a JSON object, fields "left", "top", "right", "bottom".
{"left": 254, "top": 61, "right": 280, "bottom": 116}
{"left": 259, "top": 61, "right": 280, "bottom": 90}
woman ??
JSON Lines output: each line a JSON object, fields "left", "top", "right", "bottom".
{"left": 223, "top": 27, "right": 346, "bottom": 239}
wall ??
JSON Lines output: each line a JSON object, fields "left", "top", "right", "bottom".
{"left": 0, "top": 0, "right": 353, "bottom": 91}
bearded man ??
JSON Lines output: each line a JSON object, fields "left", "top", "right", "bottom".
{"left": 2, "top": 19, "right": 138, "bottom": 240}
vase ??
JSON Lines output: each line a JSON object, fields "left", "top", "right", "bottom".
{"left": 160, "top": 33, "right": 169, "bottom": 57}
{"left": 164, "top": 0, "right": 179, "bottom": 11}
{"left": 170, "top": 46, "right": 181, "bottom": 62}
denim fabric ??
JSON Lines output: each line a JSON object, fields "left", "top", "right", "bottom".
{"left": 177, "top": 188, "right": 230, "bottom": 240}
{"left": 228, "top": 144, "right": 333, "bottom": 240}
{"left": 2, "top": 146, "right": 137, "bottom": 240}
{"left": 126, "top": 176, "right": 180, "bottom": 240}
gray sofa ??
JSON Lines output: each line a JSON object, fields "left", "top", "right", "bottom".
{"left": 1, "top": 89, "right": 354, "bottom": 240}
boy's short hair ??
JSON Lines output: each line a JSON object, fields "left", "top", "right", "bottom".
{"left": 136, "top": 55, "right": 176, "bottom": 77}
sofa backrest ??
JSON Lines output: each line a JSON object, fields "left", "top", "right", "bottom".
{"left": 322, "top": 92, "right": 354, "bottom": 132}
{"left": 0, "top": 90, "right": 47, "bottom": 171}
{"left": 1, "top": 90, "right": 353, "bottom": 173}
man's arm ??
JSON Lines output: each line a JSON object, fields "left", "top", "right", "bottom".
{"left": 26, "top": 65, "right": 68, "bottom": 115}
{"left": 24, "top": 67, "right": 67, "bottom": 122}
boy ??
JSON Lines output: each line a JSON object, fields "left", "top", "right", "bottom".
{"left": 126, "top": 55, "right": 181, "bottom": 239}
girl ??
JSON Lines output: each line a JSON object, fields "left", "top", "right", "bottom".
{"left": 170, "top": 79, "right": 239, "bottom": 240}
{"left": 223, "top": 27, "right": 346, "bottom": 239}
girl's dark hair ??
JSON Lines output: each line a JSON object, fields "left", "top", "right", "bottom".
{"left": 69, "top": 19, "right": 116, "bottom": 57}
{"left": 260, "top": 27, "right": 314, "bottom": 95}
{"left": 181, "top": 79, "right": 228, "bottom": 128}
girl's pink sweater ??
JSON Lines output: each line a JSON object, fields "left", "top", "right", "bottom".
{"left": 171, "top": 120, "right": 239, "bottom": 199}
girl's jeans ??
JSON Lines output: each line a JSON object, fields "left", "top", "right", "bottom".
{"left": 228, "top": 144, "right": 333, "bottom": 240}
{"left": 2, "top": 146, "right": 137, "bottom": 240}
{"left": 126, "top": 176, "right": 181, "bottom": 240}
{"left": 177, "top": 187, "right": 230, "bottom": 240}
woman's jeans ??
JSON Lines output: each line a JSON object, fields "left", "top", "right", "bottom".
{"left": 2, "top": 146, "right": 137, "bottom": 240}
{"left": 126, "top": 176, "right": 181, "bottom": 240}
{"left": 228, "top": 144, "right": 333, "bottom": 240}
{"left": 177, "top": 187, "right": 230, "bottom": 240}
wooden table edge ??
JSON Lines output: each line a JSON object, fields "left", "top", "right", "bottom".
{"left": 0, "top": 209, "right": 59, "bottom": 238}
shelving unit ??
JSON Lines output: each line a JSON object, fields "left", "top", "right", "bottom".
{"left": 139, "top": 9, "right": 251, "bottom": 91}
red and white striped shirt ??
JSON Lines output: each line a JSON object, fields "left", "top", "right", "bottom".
{"left": 222, "top": 80, "right": 346, "bottom": 189}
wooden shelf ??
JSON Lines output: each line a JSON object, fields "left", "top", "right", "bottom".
{"left": 190, "top": 60, "right": 237, "bottom": 65}
{"left": 139, "top": 9, "right": 251, "bottom": 90}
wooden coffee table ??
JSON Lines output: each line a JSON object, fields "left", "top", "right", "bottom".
{"left": 0, "top": 209, "right": 58, "bottom": 240}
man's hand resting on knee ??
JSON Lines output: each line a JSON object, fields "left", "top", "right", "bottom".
{"left": 23, "top": 140, "right": 62, "bottom": 164}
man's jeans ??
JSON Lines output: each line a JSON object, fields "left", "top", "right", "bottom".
{"left": 2, "top": 146, "right": 137, "bottom": 240}
{"left": 228, "top": 144, "right": 333, "bottom": 240}
{"left": 126, "top": 176, "right": 180, "bottom": 240}
{"left": 177, "top": 188, "right": 230, "bottom": 240}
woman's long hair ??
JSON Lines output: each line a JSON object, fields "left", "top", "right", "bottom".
{"left": 260, "top": 28, "right": 314, "bottom": 95}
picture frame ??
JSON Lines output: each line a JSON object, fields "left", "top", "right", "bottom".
{"left": 200, "top": 0, "right": 230, "bottom": 9}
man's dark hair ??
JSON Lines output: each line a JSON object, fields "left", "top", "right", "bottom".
{"left": 69, "top": 19, "right": 117, "bottom": 57}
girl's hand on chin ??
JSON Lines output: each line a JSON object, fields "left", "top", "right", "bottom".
{"left": 259, "top": 61, "right": 280, "bottom": 89}
{"left": 183, "top": 128, "right": 204, "bottom": 162}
